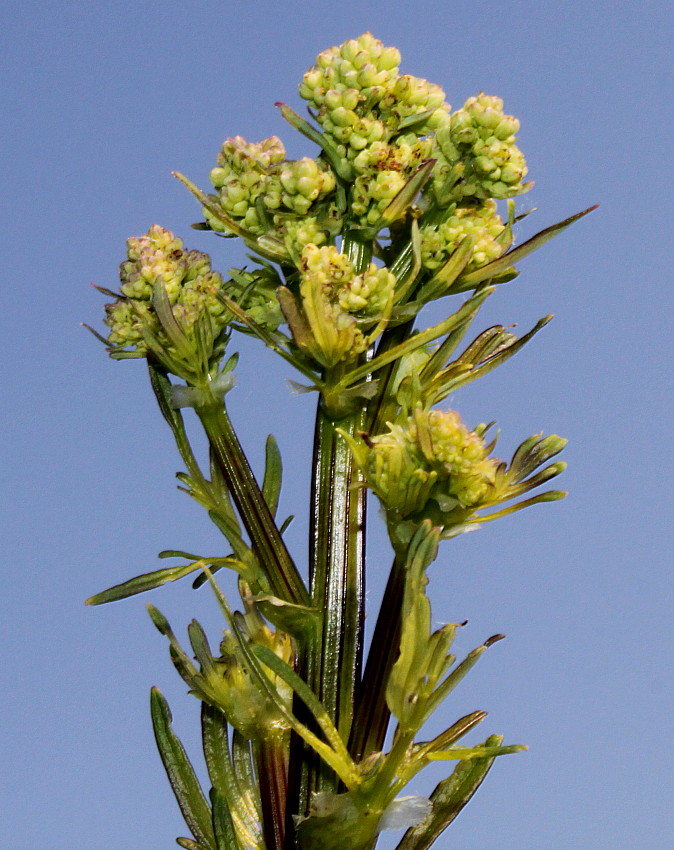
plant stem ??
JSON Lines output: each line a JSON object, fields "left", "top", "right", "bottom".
{"left": 197, "top": 402, "right": 309, "bottom": 608}
{"left": 256, "top": 737, "right": 288, "bottom": 850}
{"left": 349, "top": 554, "right": 404, "bottom": 761}
{"left": 310, "top": 405, "right": 366, "bottom": 750}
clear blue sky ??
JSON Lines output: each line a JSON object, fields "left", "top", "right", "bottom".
{"left": 2, "top": 2, "right": 672, "bottom": 848}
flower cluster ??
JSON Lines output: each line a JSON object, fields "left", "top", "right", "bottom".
{"left": 299, "top": 33, "right": 451, "bottom": 227}
{"left": 105, "top": 225, "right": 230, "bottom": 357}
{"left": 345, "top": 407, "right": 498, "bottom": 520}
{"left": 149, "top": 598, "right": 293, "bottom": 743}
{"left": 343, "top": 408, "right": 567, "bottom": 535}
{"left": 430, "top": 94, "right": 529, "bottom": 204}
{"left": 294, "top": 244, "right": 396, "bottom": 367}
{"left": 419, "top": 200, "right": 506, "bottom": 272}
{"left": 207, "top": 135, "right": 337, "bottom": 253}
{"left": 300, "top": 33, "right": 449, "bottom": 156}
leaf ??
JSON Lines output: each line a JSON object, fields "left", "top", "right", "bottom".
{"left": 210, "top": 788, "right": 240, "bottom": 850}
{"left": 435, "top": 315, "right": 553, "bottom": 398}
{"left": 201, "top": 705, "right": 262, "bottom": 846}
{"left": 177, "top": 839, "right": 209, "bottom": 850}
{"left": 150, "top": 688, "right": 216, "bottom": 850}
{"left": 338, "top": 287, "right": 493, "bottom": 390}
{"left": 85, "top": 561, "right": 202, "bottom": 605}
{"left": 262, "top": 435, "right": 283, "bottom": 518}
{"left": 395, "top": 735, "right": 504, "bottom": 850}
{"left": 276, "top": 102, "right": 353, "bottom": 180}
{"left": 426, "top": 743, "right": 526, "bottom": 760}
{"left": 421, "top": 236, "right": 474, "bottom": 302}
{"left": 358, "top": 160, "right": 437, "bottom": 240}
{"left": 152, "top": 279, "right": 195, "bottom": 363}
{"left": 454, "top": 205, "right": 599, "bottom": 290}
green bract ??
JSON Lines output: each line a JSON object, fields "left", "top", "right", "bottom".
{"left": 88, "top": 31, "right": 594, "bottom": 850}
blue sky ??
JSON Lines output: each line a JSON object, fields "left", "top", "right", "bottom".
{"left": 1, "top": 1, "right": 672, "bottom": 848}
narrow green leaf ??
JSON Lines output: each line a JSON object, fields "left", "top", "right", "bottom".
{"left": 441, "top": 315, "right": 553, "bottom": 395}
{"left": 232, "top": 730, "right": 264, "bottom": 826}
{"left": 421, "top": 236, "right": 474, "bottom": 302}
{"left": 477, "top": 489, "right": 567, "bottom": 522}
{"left": 262, "top": 435, "right": 283, "bottom": 519}
{"left": 454, "top": 205, "right": 599, "bottom": 289}
{"left": 85, "top": 561, "right": 201, "bottom": 605}
{"left": 210, "top": 788, "right": 240, "bottom": 850}
{"left": 395, "top": 735, "right": 504, "bottom": 850}
{"left": 425, "top": 635, "right": 502, "bottom": 720}
{"left": 173, "top": 172, "right": 252, "bottom": 241}
{"left": 338, "top": 287, "right": 493, "bottom": 389}
{"left": 251, "top": 644, "right": 351, "bottom": 765}
{"left": 150, "top": 688, "right": 216, "bottom": 850}
{"left": 426, "top": 743, "right": 526, "bottom": 760}
{"left": 152, "top": 279, "right": 195, "bottom": 363}
{"left": 276, "top": 286, "right": 315, "bottom": 355}
{"left": 414, "top": 711, "right": 488, "bottom": 760}
{"left": 276, "top": 102, "right": 353, "bottom": 180}
{"left": 359, "top": 160, "right": 436, "bottom": 240}
{"left": 201, "top": 705, "right": 262, "bottom": 846}
{"left": 177, "top": 838, "right": 208, "bottom": 850}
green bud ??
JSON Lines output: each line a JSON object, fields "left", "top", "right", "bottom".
{"left": 344, "top": 407, "right": 499, "bottom": 525}
{"left": 101, "top": 225, "right": 236, "bottom": 376}
{"left": 294, "top": 244, "right": 396, "bottom": 368}
{"left": 440, "top": 93, "right": 529, "bottom": 202}
{"left": 420, "top": 201, "right": 506, "bottom": 272}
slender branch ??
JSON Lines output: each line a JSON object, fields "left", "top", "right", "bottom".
{"left": 349, "top": 554, "right": 404, "bottom": 761}
{"left": 256, "top": 737, "right": 288, "bottom": 850}
{"left": 197, "top": 402, "right": 310, "bottom": 608}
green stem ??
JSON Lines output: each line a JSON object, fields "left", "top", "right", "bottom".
{"left": 197, "top": 402, "right": 309, "bottom": 608}
{"left": 349, "top": 555, "right": 404, "bottom": 761}
{"left": 256, "top": 737, "right": 288, "bottom": 850}
{"left": 310, "top": 406, "right": 366, "bottom": 750}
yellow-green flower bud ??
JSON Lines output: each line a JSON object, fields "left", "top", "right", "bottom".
{"left": 354, "top": 423, "right": 438, "bottom": 516}
{"left": 343, "top": 407, "right": 499, "bottom": 524}
{"left": 103, "top": 226, "right": 235, "bottom": 372}
{"left": 411, "top": 408, "right": 498, "bottom": 508}
{"left": 278, "top": 157, "right": 336, "bottom": 215}
{"left": 420, "top": 201, "right": 506, "bottom": 271}
{"left": 435, "top": 93, "right": 529, "bottom": 202}
{"left": 275, "top": 214, "right": 331, "bottom": 253}
{"left": 296, "top": 244, "right": 395, "bottom": 367}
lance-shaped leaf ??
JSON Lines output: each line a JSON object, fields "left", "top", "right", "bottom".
{"left": 428, "top": 315, "right": 553, "bottom": 403}
{"left": 452, "top": 205, "right": 599, "bottom": 291}
{"left": 386, "top": 219, "right": 423, "bottom": 307}
{"left": 201, "top": 705, "right": 263, "bottom": 849}
{"left": 210, "top": 788, "right": 240, "bottom": 850}
{"left": 276, "top": 102, "right": 353, "bottom": 181}
{"left": 262, "top": 434, "right": 283, "bottom": 518}
{"left": 85, "top": 560, "right": 204, "bottom": 605}
{"left": 335, "top": 286, "right": 493, "bottom": 393}
{"left": 395, "top": 735, "right": 504, "bottom": 850}
{"left": 413, "top": 711, "right": 487, "bottom": 763}
{"left": 152, "top": 279, "right": 197, "bottom": 363}
{"left": 173, "top": 172, "right": 288, "bottom": 264}
{"left": 231, "top": 730, "right": 263, "bottom": 826}
{"left": 358, "top": 159, "right": 437, "bottom": 241}
{"left": 419, "top": 235, "right": 474, "bottom": 303}
{"left": 423, "top": 634, "right": 505, "bottom": 721}
{"left": 150, "top": 688, "right": 216, "bottom": 850}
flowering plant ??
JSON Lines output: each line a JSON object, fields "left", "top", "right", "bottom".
{"left": 87, "top": 33, "right": 594, "bottom": 850}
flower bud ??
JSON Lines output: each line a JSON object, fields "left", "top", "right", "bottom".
{"left": 420, "top": 200, "right": 506, "bottom": 272}
{"left": 440, "top": 93, "right": 529, "bottom": 201}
